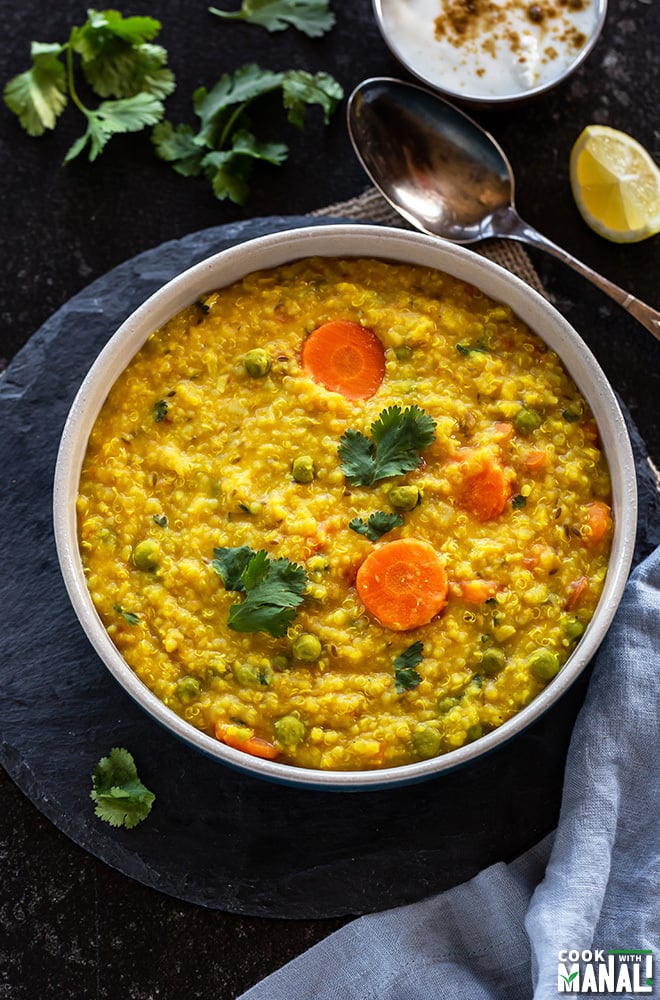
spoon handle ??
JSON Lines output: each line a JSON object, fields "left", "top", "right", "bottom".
{"left": 502, "top": 211, "right": 660, "bottom": 343}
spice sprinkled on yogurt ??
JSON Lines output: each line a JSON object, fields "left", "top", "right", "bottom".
{"left": 378, "top": 0, "right": 602, "bottom": 100}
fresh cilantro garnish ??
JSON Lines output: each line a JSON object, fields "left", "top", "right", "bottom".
{"left": 4, "top": 10, "right": 173, "bottom": 159}
{"left": 113, "top": 604, "right": 140, "bottom": 625}
{"left": 393, "top": 641, "right": 424, "bottom": 693}
{"left": 338, "top": 405, "right": 436, "bottom": 487}
{"left": 65, "top": 92, "right": 165, "bottom": 163}
{"left": 212, "top": 545, "right": 255, "bottom": 591}
{"left": 209, "top": 0, "right": 335, "bottom": 37}
{"left": 152, "top": 513, "right": 168, "bottom": 527}
{"left": 349, "top": 511, "right": 404, "bottom": 542}
{"left": 562, "top": 409, "right": 580, "bottom": 422}
{"left": 213, "top": 546, "right": 308, "bottom": 637}
{"left": 153, "top": 398, "right": 168, "bottom": 421}
{"left": 511, "top": 494, "right": 527, "bottom": 510}
{"left": 90, "top": 747, "right": 155, "bottom": 829}
{"left": 69, "top": 10, "right": 174, "bottom": 99}
{"left": 152, "top": 62, "right": 342, "bottom": 204}
{"left": 4, "top": 42, "right": 68, "bottom": 136}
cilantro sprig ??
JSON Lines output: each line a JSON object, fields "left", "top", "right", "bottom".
{"left": 152, "top": 63, "right": 343, "bottom": 204}
{"left": 349, "top": 511, "right": 403, "bottom": 542}
{"left": 209, "top": 0, "right": 335, "bottom": 37}
{"left": 393, "top": 641, "right": 424, "bottom": 693}
{"left": 338, "top": 406, "right": 436, "bottom": 487}
{"left": 90, "top": 747, "right": 155, "bottom": 829}
{"left": 4, "top": 9, "right": 174, "bottom": 161}
{"left": 213, "top": 545, "right": 308, "bottom": 637}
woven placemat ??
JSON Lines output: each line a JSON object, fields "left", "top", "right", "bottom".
{"left": 312, "top": 186, "right": 548, "bottom": 297}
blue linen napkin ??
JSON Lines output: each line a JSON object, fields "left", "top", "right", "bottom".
{"left": 239, "top": 541, "right": 660, "bottom": 1000}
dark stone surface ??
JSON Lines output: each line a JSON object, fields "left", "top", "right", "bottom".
{"left": 1, "top": 0, "right": 659, "bottom": 995}
{"left": 7, "top": 217, "right": 659, "bottom": 933}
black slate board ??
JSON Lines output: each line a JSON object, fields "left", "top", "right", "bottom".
{"left": 2, "top": 217, "right": 659, "bottom": 919}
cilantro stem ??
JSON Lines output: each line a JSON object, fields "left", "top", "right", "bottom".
{"left": 65, "top": 34, "right": 86, "bottom": 115}
{"left": 218, "top": 100, "right": 250, "bottom": 149}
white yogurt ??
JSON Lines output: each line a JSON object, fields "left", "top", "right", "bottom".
{"left": 377, "top": 0, "right": 603, "bottom": 101}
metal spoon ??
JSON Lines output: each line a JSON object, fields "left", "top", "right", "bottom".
{"left": 347, "top": 77, "right": 660, "bottom": 342}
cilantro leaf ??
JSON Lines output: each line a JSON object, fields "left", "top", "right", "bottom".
{"left": 209, "top": 0, "right": 335, "bottom": 37}
{"left": 113, "top": 604, "right": 140, "bottom": 625}
{"left": 64, "top": 92, "right": 165, "bottom": 163}
{"left": 511, "top": 494, "right": 527, "bottom": 510}
{"left": 199, "top": 131, "right": 289, "bottom": 204}
{"left": 393, "top": 641, "right": 424, "bottom": 693}
{"left": 193, "top": 64, "right": 284, "bottom": 146}
{"left": 212, "top": 545, "right": 255, "bottom": 591}
{"left": 337, "top": 428, "right": 375, "bottom": 485}
{"left": 4, "top": 42, "right": 67, "bottom": 136}
{"left": 339, "top": 406, "right": 436, "bottom": 487}
{"left": 349, "top": 511, "right": 404, "bottom": 542}
{"left": 152, "top": 121, "right": 204, "bottom": 175}
{"left": 282, "top": 70, "right": 344, "bottom": 129}
{"left": 5, "top": 12, "right": 172, "bottom": 157}
{"left": 90, "top": 747, "right": 155, "bottom": 829}
{"left": 456, "top": 342, "right": 491, "bottom": 356}
{"left": 154, "top": 62, "right": 342, "bottom": 203}
{"left": 202, "top": 149, "right": 253, "bottom": 204}
{"left": 226, "top": 551, "right": 308, "bottom": 637}
{"left": 71, "top": 10, "right": 174, "bottom": 100}
{"left": 231, "top": 128, "right": 288, "bottom": 164}
{"left": 73, "top": 9, "right": 162, "bottom": 53}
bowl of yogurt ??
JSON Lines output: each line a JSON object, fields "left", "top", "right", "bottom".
{"left": 373, "top": 0, "right": 607, "bottom": 105}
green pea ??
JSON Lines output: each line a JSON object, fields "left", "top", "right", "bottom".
{"left": 437, "top": 696, "right": 457, "bottom": 714}
{"left": 175, "top": 675, "right": 201, "bottom": 702}
{"left": 274, "top": 714, "right": 306, "bottom": 746}
{"left": 411, "top": 724, "right": 443, "bottom": 759}
{"left": 132, "top": 538, "right": 160, "bottom": 571}
{"left": 388, "top": 484, "right": 420, "bottom": 511}
{"left": 514, "top": 407, "right": 543, "bottom": 434}
{"left": 395, "top": 345, "right": 413, "bottom": 361}
{"left": 233, "top": 662, "right": 271, "bottom": 687}
{"left": 481, "top": 647, "right": 506, "bottom": 676}
{"left": 466, "top": 723, "right": 483, "bottom": 742}
{"left": 528, "top": 648, "right": 560, "bottom": 681}
{"left": 271, "top": 654, "right": 290, "bottom": 672}
{"left": 243, "top": 348, "right": 271, "bottom": 377}
{"left": 564, "top": 618, "right": 585, "bottom": 641}
{"left": 292, "top": 455, "right": 315, "bottom": 483}
{"left": 292, "top": 633, "right": 322, "bottom": 662}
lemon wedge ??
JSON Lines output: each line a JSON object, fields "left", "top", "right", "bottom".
{"left": 569, "top": 125, "right": 660, "bottom": 243}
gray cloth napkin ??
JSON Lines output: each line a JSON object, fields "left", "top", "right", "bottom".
{"left": 239, "top": 542, "right": 660, "bottom": 999}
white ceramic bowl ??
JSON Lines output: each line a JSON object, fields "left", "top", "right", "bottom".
{"left": 373, "top": 0, "right": 608, "bottom": 106}
{"left": 53, "top": 225, "right": 636, "bottom": 790}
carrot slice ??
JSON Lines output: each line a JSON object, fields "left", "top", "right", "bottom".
{"left": 566, "top": 576, "right": 589, "bottom": 611}
{"left": 493, "top": 421, "right": 514, "bottom": 441}
{"left": 301, "top": 320, "right": 385, "bottom": 400}
{"left": 523, "top": 450, "right": 548, "bottom": 470}
{"left": 215, "top": 723, "right": 280, "bottom": 760}
{"left": 356, "top": 537, "right": 448, "bottom": 631}
{"left": 459, "top": 579, "right": 498, "bottom": 603}
{"left": 584, "top": 500, "right": 612, "bottom": 545}
{"left": 457, "top": 457, "right": 511, "bottom": 521}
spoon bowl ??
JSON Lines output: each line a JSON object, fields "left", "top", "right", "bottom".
{"left": 347, "top": 78, "right": 660, "bottom": 340}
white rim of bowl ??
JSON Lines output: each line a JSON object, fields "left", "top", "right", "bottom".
{"left": 53, "top": 224, "right": 636, "bottom": 790}
{"left": 372, "top": 0, "right": 609, "bottom": 106}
